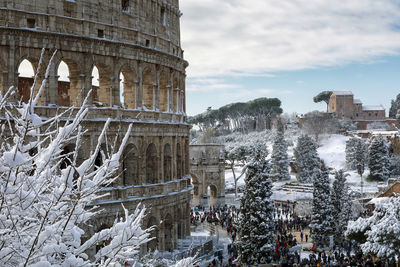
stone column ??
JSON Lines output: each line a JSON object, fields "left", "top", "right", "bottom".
{"left": 47, "top": 72, "right": 58, "bottom": 105}
{"left": 1, "top": 70, "right": 9, "bottom": 98}
{"left": 152, "top": 83, "right": 157, "bottom": 111}
{"left": 134, "top": 80, "right": 139, "bottom": 109}
{"left": 167, "top": 85, "right": 172, "bottom": 111}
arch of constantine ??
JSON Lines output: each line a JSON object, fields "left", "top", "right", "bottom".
{"left": 0, "top": 0, "right": 191, "bottom": 253}
{"left": 190, "top": 144, "right": 226, "bottom": 207}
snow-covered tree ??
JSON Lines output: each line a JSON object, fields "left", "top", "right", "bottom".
{"left": 346, "top": 197, "right": 400, "bottom": 258}
{"left": 236, "top": 144, "right": 275, "bottom": 265}
{"left": 345, "top": 137, "right": 358, "bottom": 170}
{"left": 225, "top": 144, "right": 252, "bottom": 197}
{"left": 0, "top": 50, "right": 152, "bottom": 266}
{"left": 310, "top": 161, "right": 334, "bottom": 248}
{"left": 368, "top": 135, "right": 390, "bottom": 181}
{"left": 270, "top": 118, "right": 290, "bottom": 181}
{"left": 331, "top": 170, "right": 351, "bottom": 246}
{"left": 293, "top": 134, "right": 320, "bottom": 183}
{"left": 389, "top": 154, "right": 400, "bottom": 176}
{"left": 389, "top": 93, "right": 400, "bottom": 118}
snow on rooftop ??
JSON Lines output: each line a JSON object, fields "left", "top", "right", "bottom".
{"left": 353, "top": 99, "right": 362, "bottom": 104}
{"left": 362, "top": 105, "right": 385, "bottom": 111}
{"left": 333, "top": 91, "right": 353, "bottom": 96}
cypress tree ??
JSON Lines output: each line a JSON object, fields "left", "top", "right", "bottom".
{"left": 294, "top": 134, "right": 320, "bottom": 183}
{"left": 368, "top": 135, "right": 390, "bottom": 181}
{"left": 270, "top": 118, "right": 290, "bottom": 181}
{"left": 236, "top": 145, "right": 275, "bottom": 265}
{"left": 311, "top": 161, "right": 334, "bottom": 248}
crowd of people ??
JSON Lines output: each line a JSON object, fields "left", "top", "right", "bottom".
{"left": 190, "top": 202, "right": 399, "bottom": 267}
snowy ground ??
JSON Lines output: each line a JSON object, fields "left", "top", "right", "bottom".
{"left": 223, "top": 134, "right": 380, "bottom": 207}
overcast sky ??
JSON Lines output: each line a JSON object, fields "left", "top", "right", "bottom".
{"left": 180, "top": 0, "right": 400, "bottom": 116}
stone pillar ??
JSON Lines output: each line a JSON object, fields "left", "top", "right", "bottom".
{"left": 134, "top": 80, "right": 139, "bottom": 109}
{"left": 110, "top": 76, "right": 120, "bottom": 107}
{"left": 152, "top": 83, "right": 157, "bottom": 110}
{"left": 1, "top": 70, "right": 9, "bottom": 98}
{"left": 167, "top": 85, "right": 172, "bottom": 111}
{"left": 79, "top": 73, "right": 93, "bottom": 106}
{"left": 47, "top": 72, "right": 58, "bottom": 105}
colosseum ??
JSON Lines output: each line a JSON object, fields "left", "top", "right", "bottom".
{"left": 0, "top": 0, "right": 191, "bottom": 254}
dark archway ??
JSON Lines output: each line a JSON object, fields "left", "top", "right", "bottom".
{"left": 163, "top": 143, "right": 172, "bottom": 182}
{"left": 164, "top": 213, "right": 173, "bottom": 252}
{"left": 146, "top": 143, "right": 158, "bottom": 184}
{"left": 123, "top": 144, "right": 140, "bottom": 185}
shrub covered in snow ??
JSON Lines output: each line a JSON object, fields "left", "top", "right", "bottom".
{"left": 0, "top": 50, "right": 152, "bottom": 266}
{"left": 346, "top": 197, "right": 400, "bottom": 258}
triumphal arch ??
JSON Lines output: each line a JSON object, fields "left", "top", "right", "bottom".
{"left": 190, "top": 144, "right": 226, "bottom": 207}
{"left": 0, "top": 0, "right": 191, "bottom": 253}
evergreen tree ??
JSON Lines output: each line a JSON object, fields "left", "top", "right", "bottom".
{"left": 236, "top": 145, "right": 275, "bottom": 265}
{"left": 294, "top": 134, "right": 320, "bottom": 183}
{"left": 345, "top": 137, "right": 358, "bottom": 170}
{"left": 311, "top": 162, "right": 334, "bottom": 248}
{"left": 270, "top": 118, "right": 290, "bottom": 181}
{"left": 368, "top": 135, "right": 390, "bottom": 181}
{"left": 347, "top": 197, "right": 400, "bottom": 258}
{"left": 389, "top": 93, "right": 400, "bottom": 118}
{"left": 340, "top": 184, "right": 353, "bottom": 232}
{"left": 331, "top": 170, "right": 350, "bottom": 246}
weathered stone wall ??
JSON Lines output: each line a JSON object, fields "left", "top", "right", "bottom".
{"left": 0, "top": 0, "right": 190, "bottom": 254}
{"left": 190, "top": 144, "right": 225, "bottom": 207}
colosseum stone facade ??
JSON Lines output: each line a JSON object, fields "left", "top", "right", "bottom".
{"left": 0, "top": 0, "right": 191, "bottom": 254}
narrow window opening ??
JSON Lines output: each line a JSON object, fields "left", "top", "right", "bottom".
{"left": 98, "top": 29, "right": 104, "bottom": 38}
{"left": 161, "top": 7, "right": 166, "bottom": 26}
{"left": 145, "top": 39, "right": 150, "bottom": 47}
{"left": 122, "top": 0, "right": 129, "bottom": 12}
{"left": 27, "top": 18, "right": 36, "bottom": 28}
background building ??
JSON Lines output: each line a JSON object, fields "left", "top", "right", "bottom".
{"left": 329, "top": 91, "right": 396, "bottom": 130}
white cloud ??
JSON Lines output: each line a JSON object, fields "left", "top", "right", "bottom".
{"left": 180, "top": 0, "right": 400, "bottom": 78}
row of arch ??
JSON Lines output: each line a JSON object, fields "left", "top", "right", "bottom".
{"left": 122, "top": 142, "right": 185, "bottom": 185}
{"left": 11, "top": 55, "right": 186, "bottom": 112}
{"left": 63, "top": 141, "right": 187, "bottom": 185}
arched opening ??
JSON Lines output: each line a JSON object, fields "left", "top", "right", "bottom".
{"left": 146, "top": 143, "right": 158, "bottom": 184}
{"left": 91, "top": 66, "right": 100, "bottom": 104}
{"left": 176, "top": 143, "right": 182, "bottom": 179}
{"left": 163, "top": 144, "right": 172, "bottom": 182}
{"left": 119, "top": 66, "right": 136, "bottom": 109}
{"left": 123, "top": 144, "right": 140, "bottom": 185}
{"left": 17, "top": 59, "right": 35, "bottom": 103}
{"left": 163, "top": 213, "right": 173, "bottom": 252}
{"left": 142, "top": 69, "right": 154, "bottom": 110}
{"left": 159, "top": 72, "right": 169, "bottom": 112}
{"left": 147, "top": 216, "right": 158, "bottom": 252}
{"left": 172, "top": 77, "right": 178, "bottom": 113}
{"left": 207, "top": 184, "right": 218, "bottom": 207}
{"left": 57, "top": 61, "right": 70, "bottom": 106}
